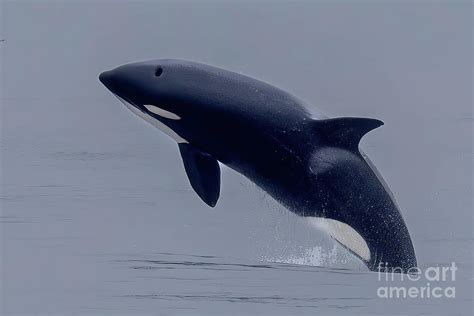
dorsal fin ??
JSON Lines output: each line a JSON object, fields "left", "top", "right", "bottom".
{"left": 313, "top": 117, "right": 384, "bottom": 151}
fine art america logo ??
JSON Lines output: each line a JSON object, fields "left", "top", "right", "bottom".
{"left": 377, "top": 262, "right": 457, "bottom": 299}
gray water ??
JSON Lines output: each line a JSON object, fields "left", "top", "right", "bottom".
{"left": 1, "top": 1, "right": 472, "bottom": 315}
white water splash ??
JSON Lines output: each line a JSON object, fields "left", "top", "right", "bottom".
{"left": 262, "top": 244, "right": 352, "bottom": 267}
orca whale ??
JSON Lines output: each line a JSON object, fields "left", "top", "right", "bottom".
{"left": 99, "top": 59, "right": 417, "bottom": 272}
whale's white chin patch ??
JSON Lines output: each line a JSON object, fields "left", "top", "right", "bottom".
{"left": 307, "top": 217, "right": 371, "bottom": 262}
{"left": 115, "top": 95, "right": 188, "bottom": 144}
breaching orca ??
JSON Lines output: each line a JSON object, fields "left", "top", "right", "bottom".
{"left": 99, "top": 59, "right": 417, "bottom": 272}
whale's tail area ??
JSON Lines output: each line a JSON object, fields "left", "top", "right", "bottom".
{"left": 309, "top": 117, "right": 417, "bottom": 273}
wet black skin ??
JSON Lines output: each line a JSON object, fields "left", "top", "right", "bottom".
{"left": 99, "top": 59, "right": 417, "bottom": 272}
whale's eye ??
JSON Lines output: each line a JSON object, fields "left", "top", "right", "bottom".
{"left": 155, "top": 66, "right": 163, "bottom": 77}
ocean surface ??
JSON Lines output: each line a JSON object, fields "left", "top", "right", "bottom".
{"left": 1, "top": 1, "right": 472, "bottom": 315}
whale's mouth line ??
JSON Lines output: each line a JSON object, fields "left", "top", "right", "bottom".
{"left": 112, "top": 94, "right": 181, "bottom": 121}
{"left": 112, "top": 93, "right": 188, "bottom": 144}
{"left": 112, "top": 93, "right": 146, "bottom": 113}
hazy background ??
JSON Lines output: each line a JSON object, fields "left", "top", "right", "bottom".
{"left": 1, "top": 0, "right": 472, "bottom": 315}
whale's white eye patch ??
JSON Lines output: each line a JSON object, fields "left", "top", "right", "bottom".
{"left": 144, "top": 104, "right": 181, "bottom": 120}
{"left": 307, "top": 217, "right": 371, "bottom": 262}
{"left": 114, "top": 95, "right": 188, "bottom": 144}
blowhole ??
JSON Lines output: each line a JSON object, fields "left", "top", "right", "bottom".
{"left": 155, "top": 66, "right": 163, "bottom": 77}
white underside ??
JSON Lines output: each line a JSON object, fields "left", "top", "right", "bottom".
{"left": 116, "top": 95, "right": 188, "bottom": 144}
{"left": 307, "top": 217, "right": 371, "bottom": 262}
